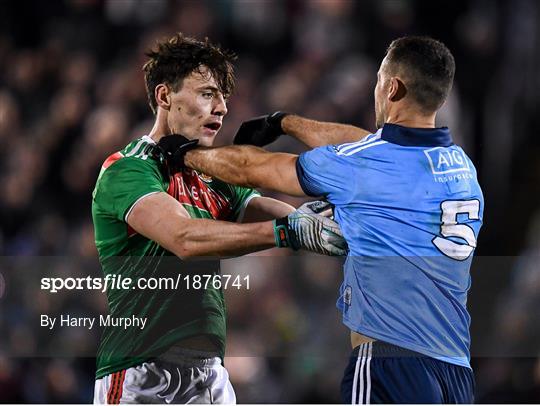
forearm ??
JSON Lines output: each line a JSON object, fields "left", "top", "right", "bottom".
{"left": 128, "top": 192, "right": 278, "bottom": 258}
{"left": 173, "top": 218, "right": 276, "bottom": 258}
{"left": 128, "top": 191, "right": 347, "bottom": 259}
{"left": 282, "top": 115, "right": 372, "bottom": 148}
{"left": 185, "top": 146, "right": 303, "bottom": 197}
{"left": 241, "top": 196, "right": 295, "bottom": 222}
{"left": 185, "top": 145, "right": 259, "bottom": 188}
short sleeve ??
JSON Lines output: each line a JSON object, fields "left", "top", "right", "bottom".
{"left": 296, "top": 145, "right": 349, "bottom": 199}
{"left": 228, "top": 185, "right": 261, "bottom": 222}
{"left": 93, "top": 158, "right": 166, "bottom": 222}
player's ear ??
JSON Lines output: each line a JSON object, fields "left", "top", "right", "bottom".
{"left": 388, "top": 77, "right": 406, "bottom": 102}
{"left": 155, "top": 84, "right": 171, "bottom": 111}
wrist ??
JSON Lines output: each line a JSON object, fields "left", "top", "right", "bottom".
{"left": 273, "top": 217, "right": 299, "bottom": 250}
{"left": 184, "top": 147, "right": 211, "bottom": 170}
{"left": 267, "top": 111, "right": 290, "bottom": 135}
{"left": 183, "top": 150, "right": 193, "bottom": 166}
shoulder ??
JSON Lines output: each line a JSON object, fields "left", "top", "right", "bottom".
{"left": 299, "top": 131, "right": 388, "bottom": 168}
{"left": 332, "top": 130, "right": 388, "bottom": 157}
{"left": 120, "top": 136, "right": 155, "bottom": 156}
{"left": 93, "top": 138, "right": 163, "bottom": 195}
{"left": 100, "top": 137, "right": 160, "bottom": 174}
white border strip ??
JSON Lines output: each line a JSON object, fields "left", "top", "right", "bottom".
{"left": 337, "top": 140, "right": 388, "bottom": 156}
{"left": 366, "top": 343, "right": 372, "bottom": 404}
{"left": 351, "top": 343, "right": 364, "bottom": 404}
{"left": 337, "top": 132, "right": 381, "bottom": 153}
{"left": 124, "top": 191, "right": 161, "bottom": 223}
{"left": 358, "top": 343, "right": 367, "bottom": 404}
{"left": 236, "top": 193, "right": 261, "bottom": 223}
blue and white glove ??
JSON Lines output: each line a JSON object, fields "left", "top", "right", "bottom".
{"left": 273, "top": 201, "right": 347, "bottom": 256}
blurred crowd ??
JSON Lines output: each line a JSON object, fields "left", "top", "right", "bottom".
{"left": 0, "top": 0, "right": 539, "bottom": 403}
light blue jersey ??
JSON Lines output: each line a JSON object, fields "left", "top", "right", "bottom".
{"left": 296, "top": 123, "right": 484, "bottom": 368}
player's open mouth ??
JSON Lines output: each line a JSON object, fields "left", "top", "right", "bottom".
{"left": 204, "top": 122, "right": 221, "bottom": 131}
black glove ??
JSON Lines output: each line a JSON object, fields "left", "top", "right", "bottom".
{"left": 151, "top": 134, "right": 199, "bottom": 173}
{"left": 233, "top": 111, "right": 289, "bottom": 147}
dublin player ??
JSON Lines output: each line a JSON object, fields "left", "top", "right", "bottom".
{"left": 185, "top": 36, "right": 483, "bottom": 403}
{"left": 92, "top": 33, "right": 346, "bottom": 404}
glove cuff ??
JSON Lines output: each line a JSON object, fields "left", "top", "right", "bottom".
{"left": 273, "top": 217, "right": 299, "bottom": 250}
{"left": 267, "top": 111, "right": 290, "bottom": 134}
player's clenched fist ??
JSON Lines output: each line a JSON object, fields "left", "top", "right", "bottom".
{"left": 273, "top": 201, "right": 347, "bottom": 256}
{"left": 233, "top": 111, "right": 289, "bottom": 147}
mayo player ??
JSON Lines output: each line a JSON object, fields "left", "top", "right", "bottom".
{"left": 91, "top": 33, "right": 346, "bottom": 404}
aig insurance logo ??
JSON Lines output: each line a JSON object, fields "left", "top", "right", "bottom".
{"left": 424, "top": 147, "right": 470, "bottom": 175}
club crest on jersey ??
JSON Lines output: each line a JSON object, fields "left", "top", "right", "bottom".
{"left": 344, "top": 285, "right": 352, "bottom": 306}
{"left": 424, "top": 147, "right": 470, "bottom": 175}
{"left": 197, "top": 172, "right": 213, "bottom": 183}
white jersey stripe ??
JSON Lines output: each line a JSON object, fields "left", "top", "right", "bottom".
{"left": 336, "top": 133, "right": 378, "bottom": 152}
{"left": 336, "top": 132, "right": 381, "bottom": 154}
{"left": 351, "top": 343, "right": 364, "bottom": 404}
{"left": 124, "top": 191, "right": 161, "bottom": 223}
{"left": 337, "top": 140, "right": 388, "bottom": 156}
{"left": 236, "top": 193, "right": 261, "bottom": 223}
{"left": 366, "top": 343, "right": 372, "bottom": 404}
{"left": 124, "top": 138, "right": 148, "bottom": 157}
{"left": 358, "top": 344, "right": 368, "bottom": 404}
{"left": 141, "top": 135, "right": 156, "bottom": 145}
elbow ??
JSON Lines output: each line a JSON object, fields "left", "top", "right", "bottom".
{"left": 228, "top": 154, "right": 253, "bottom": 187}
{"left": 240, "top": 174, "right": 257, "bottom": 189}
{"left": 230, "top": 166, "right": 252, "bottom": 187}
{"left": 170, "top": 229, "right": 197, "bottom": 259}
{"left": 233, "top": 146, "right": 264, "bottom": 188}
{"left": 176, "top": 244, "right": 195, "bottom": 259}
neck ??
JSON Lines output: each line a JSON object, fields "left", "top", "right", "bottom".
{"left": 148, "top": 110, "right": 170, "bottom": 142}
{"left": 386, "top": 106, "right": 436, "bottom": 128}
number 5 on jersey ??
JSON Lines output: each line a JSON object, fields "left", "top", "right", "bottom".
{"left": 433, "top": 200, "right": 481, "bottom": 261}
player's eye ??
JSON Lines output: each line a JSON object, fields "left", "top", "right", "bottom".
{"left": 202, "top": 92, "right": 213, "bottom": 99}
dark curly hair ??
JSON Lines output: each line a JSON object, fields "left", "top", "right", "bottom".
{"left": 385, "top": 36, "right": 455, "bottom": 113}
{"left": 143, "top": 33, "right": 236, "bottom": 114}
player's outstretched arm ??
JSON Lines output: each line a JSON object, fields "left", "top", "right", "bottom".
{"left": 241, "top": 196, "right": 295, "bottom": 222}
{"left": 283, "top": 115, "right": 372, "bottom": 148}
{"left": 128, "top": 192, "right": 275, "bottom": 258}
{"left": 127, "top": 192, "right": 346, "bottom": 258}
{"left": 233, "top": 112, "right": 372, "bottom": 149}
{"left": 185, "top": 145, "right": 305, "bottom": 196}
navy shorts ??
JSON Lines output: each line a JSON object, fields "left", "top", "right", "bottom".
{"left": 341, "top": 341, "right": 474, "bottom": 404}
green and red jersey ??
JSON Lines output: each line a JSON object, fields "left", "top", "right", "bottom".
{"left": 91, "top": 135, "right": 260, "bottom": 379}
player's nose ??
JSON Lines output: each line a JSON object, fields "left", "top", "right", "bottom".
{"left": 213, "top": 94, "right": 227, "bottom": 117}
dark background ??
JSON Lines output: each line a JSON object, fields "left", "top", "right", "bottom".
{"left": 0, "top": 0, "right": 539, "bottom": 403}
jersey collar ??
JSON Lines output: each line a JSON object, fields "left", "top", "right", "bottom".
{"left": 381, "top": 123, "right": 453, "bottom": 147}
{"left": 142, "top": 135, "right": 156, "bottom": 144}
